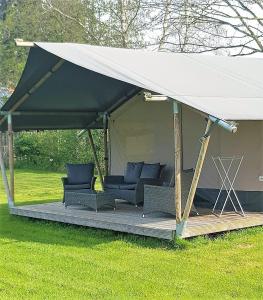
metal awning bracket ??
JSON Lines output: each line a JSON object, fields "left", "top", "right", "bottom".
{"left": 209, "top": 116, "right": 238, "bottom": 133}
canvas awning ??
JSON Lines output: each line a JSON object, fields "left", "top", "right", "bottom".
{"left": 1, "top": 42, "right": 263, "bottom": 131}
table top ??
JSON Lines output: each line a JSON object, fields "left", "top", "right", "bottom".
{"left": 65, "top": 190, "right": 114, "bottom": 197}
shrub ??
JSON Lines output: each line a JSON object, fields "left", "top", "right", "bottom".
{"left": 14, "top": 130, "right": 104, "bottom": 172}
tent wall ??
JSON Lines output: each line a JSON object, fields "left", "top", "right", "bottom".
{"left": 182, "top": 107, "right": 263, "bottom": 192}
{"left": 183, "top": 107, "right": 263, "bottom": 211}
{"left": 109, "top": 93, "right": 174, "bottom": 181}
{"left": 109, "top": 96, "right": 263, "bottom": 211}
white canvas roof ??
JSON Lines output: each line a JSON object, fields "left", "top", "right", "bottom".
{"left": 35, "top": 42, "right": 263, "bottom": 120}
{"left": 2, "top": 42, "right": 263, "bottom": 131}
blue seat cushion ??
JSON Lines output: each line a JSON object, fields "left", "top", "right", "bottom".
{"left": 104, "top": 183, "right": 120, "bottom": 189}
{"left": 140, "top": 163, "right": 161, "bottom": 179}
{"left": 64, "top": 183, "right": 91, "bottom": 190}
{"left": 124, "top": 162, "right": 144, "bottom": 183}
{"left": 66, "top": 163, "right": 94, "bottom": 184}
{"left": 119, "top": 184, "right": 137, "bottom": 190}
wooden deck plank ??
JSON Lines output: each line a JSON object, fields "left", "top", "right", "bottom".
{"left": 183, "top": 212, "right": 263, "bottom": 238}
{"left": 25, "top": 203, "right": 176, "bottom": 229}
{"left": 10, "top": 202, "right": 263, "bottom": 239}
{"left": 10, "top": 202, "right": 175, "bottom": 240}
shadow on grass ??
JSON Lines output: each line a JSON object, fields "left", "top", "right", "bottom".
{"left": 0, "top": 203, "right": 188, "bottom": 251}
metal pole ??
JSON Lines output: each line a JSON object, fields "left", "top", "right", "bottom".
{"left": 7, "top": 114, "right": 15, "bottom": 202}
{"left": 87, "top": 129, "right": 104, "bottom": 190}
{"left": 209, "top": 116, "right": 237, "bottom": 133}
{"left": 0, "top": 132, "right": 13, "bottom": 207}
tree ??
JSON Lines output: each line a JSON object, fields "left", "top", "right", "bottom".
{"left": 105, "top": 0, "right": 147, "bottom": 48}
{"left": 0, "top": 0, "right": 148, "bottom": 88}
{"left": 42, "top": 0, "right": 108, "bottom": 45}
{"left": 43, "top": 0, "right": 147, "bottom": 48}
{"left": 0, "top": 0, "right": 98, "bottom": 87}
{"left": 192, "top": 0, "right": 263, "bottom": 56}
{"left": 147, "top": 0, "right": 263, "bottom": 56}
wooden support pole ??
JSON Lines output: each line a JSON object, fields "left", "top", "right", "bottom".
{"left": 0, "top": 132, "right": 13, "bottom": 207}
{"left": 182, "top": 119, "right": 213, "bottom": 222}
{"left": 173, "top": 101, "right": 182, "bottom": 224}
{"left": 87, "top": 129, "right": 104, "bottom": 189}
{"left": 7, "top": 114, "right": 15, "bottom": 202}
{"left": 103, "top": 113, "right": 109, "bottom": 176}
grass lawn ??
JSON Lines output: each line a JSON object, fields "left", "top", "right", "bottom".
{"left": 0, "top": 169, "right": 263, "bottom": 299}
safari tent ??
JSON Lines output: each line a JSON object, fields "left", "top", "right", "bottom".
{"left": 0, "top": 41, "right": 262, "bottom": 239}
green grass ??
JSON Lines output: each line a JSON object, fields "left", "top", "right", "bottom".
{"left": 0, "top": 169, "right": 263, "bottom": 299}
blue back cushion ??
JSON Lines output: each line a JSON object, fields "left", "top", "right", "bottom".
{"left": 66, "top": 163, "right": 94, "bottom": 184}
{"left": 124, "top": 162, "right": 144, "bottom": 183}
{"left": 140, "top": 163, "right": 161, "bottom": 179}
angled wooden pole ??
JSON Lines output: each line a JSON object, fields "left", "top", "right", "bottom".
{"left": 0, "top": 132, "right": 13, "bottom": 207}
{"left": 87, "top": 129, "right": 104, "bottom": 190}
{"left": 7, "top": 114, "right": 15, "bottom": 202}
{"left": 173, "top": 101, "right": 182, "bottom": 224}
{"left": 176, "top": 119, "right": 213, "bottom": 237}
{"left": 183, "top": 119, "right": 213, "bottom": 220}
{"left": 103, "top": 113, "right": 109, "bottom": 176}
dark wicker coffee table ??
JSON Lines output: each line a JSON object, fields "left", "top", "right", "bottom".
{"left": 64, "top": 190, "right": 116, "bottom": 212}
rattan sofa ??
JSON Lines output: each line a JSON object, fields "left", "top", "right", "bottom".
{"left": 104, "top": 162, "right": 165, "bottom": 206}
{"left": 143, "top": 171, "right": 198, "bottom": 216}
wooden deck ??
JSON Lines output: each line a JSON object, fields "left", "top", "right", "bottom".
{"left": 184, "top": 211, "right": 263, "bottom": 238}
{"left": 10, "top": 201, "right": 263, "bottom": 239}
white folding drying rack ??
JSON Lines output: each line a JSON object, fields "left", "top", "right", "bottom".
{"left": 212, "top": 156, "right": 245, "bottom": 217}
